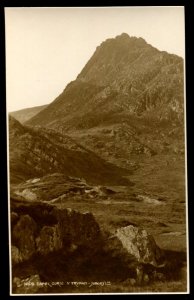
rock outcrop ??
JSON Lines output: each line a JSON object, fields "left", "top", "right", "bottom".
{"left": 104, "top": 225, "right": 164, "bottom": 271}
{"left": 11, "top": 200, "right": 170, "bottom": 293}
{"left": 11, "top": 202, "right": 102, "bottom": 264}
{"left": 115, "top": 225, "right": 163, "bottom": 266}
{"left": 11, "top": 201, "right": 164, "bottom": 268}
{"left": 103, "top": 225, "right": 166, "bottom": 286}
{"left": 11, "top": 174, "right": 119, "bottom": 204}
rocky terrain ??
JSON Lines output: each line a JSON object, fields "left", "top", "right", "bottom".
{"left": 9, "top": 33, "right": 187, "bottom": 294}
{"left": 11, "top": 197, "right": 186, "bottom": 294}
{"left": 9, "top": 169, "right": 187, "bottom": 293}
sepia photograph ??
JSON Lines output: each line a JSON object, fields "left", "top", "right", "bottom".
{"left": 5, "top": 6, "right": 188, "bottom": 295}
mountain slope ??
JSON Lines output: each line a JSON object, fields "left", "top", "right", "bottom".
{"left": 26, "top": 33, "right": 184, "bottom": 131}
{"left": 24, "top": 33, "right": 184, "bottom": 169}
{"left": 10, "top": 104, "right": 47, "bottom": 124}
{"left": 9, "top": 116, "right": 130, "bottom": 185}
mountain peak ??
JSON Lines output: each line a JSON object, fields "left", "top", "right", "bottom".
{"left": 115, "top": 32, "right": 130, "bottom": 39}
{"left": 27, "top": 33, "right": 183, "bottom": 130}
{"left": 100, "top": 33, "right": 147, "bottom": 48}
{"left": 76, "top": 33, "right": 154, "bottom": 85}
{"left": 115, "top": 32, "right": 146, "bottom": 43}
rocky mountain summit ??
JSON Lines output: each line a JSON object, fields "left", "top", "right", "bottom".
{"left": 26, "top": 33, "right": 183, "bottom": 131}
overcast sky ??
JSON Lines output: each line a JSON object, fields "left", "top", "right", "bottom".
{"left": 5, "top": 6, "right": 185, "bottom": 112}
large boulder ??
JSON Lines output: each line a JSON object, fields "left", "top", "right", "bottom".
{"left": 11, "top": 204, "right": 102, "bottom": 265}
{"left": 115, "top": 225, "right": 163, "bottom": 266}
{"left": 53, "top": 208, "right": 102, "bottom": 249}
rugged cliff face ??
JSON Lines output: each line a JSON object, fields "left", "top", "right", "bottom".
{"left": 26, "top": 33, "right": 184, "bottom": 130}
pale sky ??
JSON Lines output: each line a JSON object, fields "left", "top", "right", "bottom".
{"left": 5, "top": 7, "right": 185, "bottom": 112}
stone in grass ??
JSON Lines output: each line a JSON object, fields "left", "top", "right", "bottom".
{"left": 115, "top": 225, "right": 163, "bottom": 267}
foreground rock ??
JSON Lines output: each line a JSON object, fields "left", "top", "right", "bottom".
{"left": 115, "top": 225, "right": 163, "bottom": 267}
{"left": 11, "top": 200, "right": 168, "bottom": 293}
{"left": 104, "top": 225, "right": 166, "bottom": 285}
{"left": 11, "top": 202, "right": 102, "bottom": 264}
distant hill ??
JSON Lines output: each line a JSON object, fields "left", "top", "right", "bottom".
{"left": 10, "top": 104, "right": 47, "bottom": 124}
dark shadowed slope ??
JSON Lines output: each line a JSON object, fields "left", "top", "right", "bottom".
{"left": 9, "top": 116, "right": 131, "bottom": 185}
